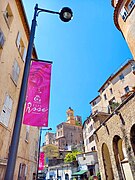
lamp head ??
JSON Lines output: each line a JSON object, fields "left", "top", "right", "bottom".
{"left": 59, "top": 7, "right": 73, "bottom": 22}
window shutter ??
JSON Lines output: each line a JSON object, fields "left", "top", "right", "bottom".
{"left": 0, "top": 29, "right": 5, "bottom": 48}
{"left": 25, "top": 125, "right": 30, "bottom": 141}
{"left": 0, "top": 95, "right": 13, "bottom": 127}
{"left": 25, "top": 165, "right": 27, "bottom": 176}
{"left": 12, "top": 59, "right": 20, "bottom": 84}
{"left": 22, "top": 47, "right": 27, "bottom": 62}
{"left": 16, "top": 32, "right": 21, "bottom": 49}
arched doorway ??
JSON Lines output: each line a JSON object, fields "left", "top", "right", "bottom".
{"left": 130, "top": 124, "right": 135, "bottom": 155}
{"left": 113, "top": 135, "right": 125, "bottom": 179}
{"left": 102, "top": 143, "right": 114, "bottom": 180}
{"left": 65, "top": 173, "right": 69, "bottom": 180}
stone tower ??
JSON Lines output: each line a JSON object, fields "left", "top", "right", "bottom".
{"left": 112, "top": 0, "right": 135, "bottom": 58}
{"left": 66, "top": 107, "right": 76, "bottom": 125}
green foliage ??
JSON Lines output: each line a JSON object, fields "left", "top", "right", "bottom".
{"left": 89, "top": 176, "right": 93, "bottom": 180}
{"left": 64, "top": 151, "right": 81, "bottom": 163}
{"left": 97, "top": 172, "right": 101, "bottom": 180}
{"left": 110, "top": 102, "right": 119, "bottom": 111}
{"left": 75, "top": 120, "right": 81, "bottom": 126}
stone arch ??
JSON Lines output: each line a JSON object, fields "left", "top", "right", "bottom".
{"left": 113, "top": 135, "right": 125, "bottom": 179}
{"left": 102, "top": 143, "right": 114, "bottom": 180}
{"left": 130, "top": 124, "right": 135, "bottom": 156}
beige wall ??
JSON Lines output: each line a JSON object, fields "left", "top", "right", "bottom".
{"left": 83, "top": 118, "right": 97, "bottom": 153}
{"left": 0, "top": 0, "right": 39, "bottom": 179}
{"left": 95, "top": 94, "right": 135, "bottom": 179}
{"left": 91, "top": 61, "right": 135, "bottom": 114}
{"left": 113, "top": 0, "right": 135, "bottom": 59}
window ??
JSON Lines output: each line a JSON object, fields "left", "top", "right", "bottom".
{"left": 91, "top": 146, "right": 95, "bottom": 151}
{"left": 25, "top": 126, "right": 30, "bottom": 142}
{"left": 18, "top": 163, "right": 27, "bottom": 179}
{"left": 34, "top": 141, "right": 38, "bottom": 160}
{"left": 119, "top": 73, "right": 124, "bottom": 80}
{"left": 120, "top": 7, "right": 128, "bottom": 21}
{"left": 11, "top": 59, "right": 20, "bottom": 85}
{"left": 124, "top": 86, "right": 130, "bottom": 93}
{"left": 3, "top": 3, "right": 13, "bottom": 28}
{"left": 86, "top": 139, "right": 89, "bottom": 145}
{"left": 127, "top": 0, "right": 135, "bottom": 11}
{"left": 0, "top": 94, "right": 13, "bottom": 127}
{"left": 90, "top": 125, "right": 93, "bottom": 131}
{"left": 16, "top": 32, "right": 27, "bottom": 61}
{"left": 89, "top": 135, "right": 94, "bottom": 143}
{"left": 110, "top": 88, "right": 113, "bottom": 94}
{"left": 104, "top": 94, "right": 107, "bottom": 100}
{"left": 0, "top": 29, "right": 5, "bottom": 49}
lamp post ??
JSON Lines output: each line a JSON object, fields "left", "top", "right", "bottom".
{"left": 4, "top": 4, "right": 73, "bottom": 180}
{"left": 37, "top": 127, "right": 52, "bottom": 179}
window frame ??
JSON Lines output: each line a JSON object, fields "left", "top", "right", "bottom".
{"left": 3, "top": 3, "right": 13, "bottom": 28}
{"left": 0, "top": 94, "right": 13, "bottom": 127}
{"left": 16, "top": 32, "right": 27, "bottom": 62}
{"left": 11, "top": 59, "right": 20, "bottom": 85}
{"left": 124, "top": 86, "right": 130, "bottom": 93}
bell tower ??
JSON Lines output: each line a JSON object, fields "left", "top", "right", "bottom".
{"left": 66, "top": 107, "right": 76, "bottom": 125}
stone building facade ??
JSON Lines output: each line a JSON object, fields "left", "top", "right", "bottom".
{"left": 89, "top": 59, "right": 135, "bottom": 179}
{"left": 45, "top": 132, "right": 56, "bottom": 145}
{"left": 93, "top": 93, "right": 135, "bottom": 179}
{"left": 90, "top": 60, "right": 135, "bottom": 116}
{"left": 0, "top": 0, "right": 39, "bottom": 179}
{"left": 56, "top": 107, "right": 83, "bottom": 151}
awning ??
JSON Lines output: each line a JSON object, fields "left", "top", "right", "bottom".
{"left": 72, "top": 170, "right": 88, "bottom": 176}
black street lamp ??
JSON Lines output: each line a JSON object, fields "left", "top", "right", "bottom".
{"left": 37, "top": 127, "right": 52, "bottom": 179}
{"left": 4, "top": 4, "right": 73, "bottom": 180}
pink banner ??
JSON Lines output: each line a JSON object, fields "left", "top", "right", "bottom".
{"left": 23, "top": 61, "right": 52, "bottom": 127}
{"left": 39, "top": 152, "right": 45, "bottom": 170}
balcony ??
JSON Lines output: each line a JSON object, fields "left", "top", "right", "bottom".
{"left": 121, "top": 89, "right": 135, "bottom": 102}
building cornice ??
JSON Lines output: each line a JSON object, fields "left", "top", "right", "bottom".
{"left": 98, "top": 59, "right": 134, "bottom": 92}
{"left": 113, "top": 0, "right": 123, "bottom": 31}
{"left": 111, "top": 0, "right": 114, "bottom": 7}
{"left": 15, "top": 0, "right": 37, "bottom": 58}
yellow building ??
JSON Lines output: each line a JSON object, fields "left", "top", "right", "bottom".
{"left": 112, "top": 0, "right": 135, "bottom": 58}
{"left": 0, "top": 0, "right": 39, "bottom": 179}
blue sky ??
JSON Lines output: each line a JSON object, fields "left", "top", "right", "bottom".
{"left": 22, "top": 0, "right": 132, "bottom": 142}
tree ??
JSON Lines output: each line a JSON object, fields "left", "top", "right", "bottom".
{"left": 64, "top": 151, "right": 81, "bottom": 163}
